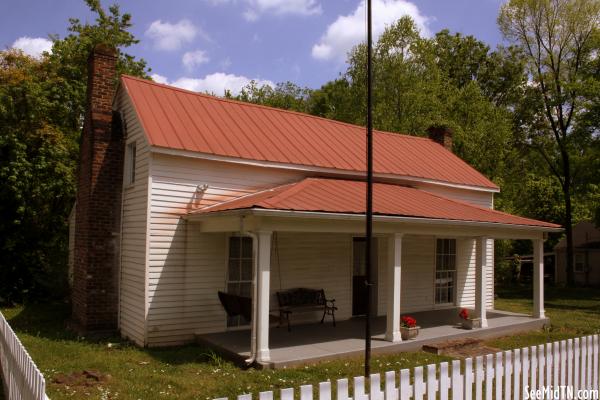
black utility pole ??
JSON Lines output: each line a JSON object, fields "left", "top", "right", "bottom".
{"left": 364, "top": 0, "right": 374, "bottom": 379}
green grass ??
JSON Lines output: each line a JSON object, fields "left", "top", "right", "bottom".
{"left": 487, "top": 285, "right": 600, "bottom": 349}
{"left": 0, "top": 303, "right": 450, "bottom": 399}
{"left": 1, "top": 285, "right": 598, "bottom": 399}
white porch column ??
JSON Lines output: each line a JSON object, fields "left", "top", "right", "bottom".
{"left": 533, "top": 238, "right": 546, "bottom": 319}
{"left": 255, "top": 231, "right": 273, "bottom": 363}
{"left": 386, "top": 233, "right": 403, "bottom": 342}
{"left": 475, "top": 237, "right": 489, "bottom": 328}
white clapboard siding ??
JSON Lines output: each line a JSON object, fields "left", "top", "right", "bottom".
{"left": 0, "top": 312, "right": 48, "bottom": 400}
{"left": 117, "top": 88, "right": 150, "bottom": 346}
{"left": 215, "top": 335, "right": 600, "bottom": 400}
{"left": 147, "top": 154, "right": 303, "bottom": 346}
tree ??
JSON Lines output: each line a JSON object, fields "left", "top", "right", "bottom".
{"left": 0, "top": 0, "right": 148, "bottom": 303}
{"left": 499, "top": 0, "right": 600, "bottom": 284}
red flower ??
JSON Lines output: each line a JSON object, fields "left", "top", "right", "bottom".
{"left": 459, "top": 308, "right": 469, "bottom": 320}
{"left": 401, "top": 315, "right": 417, "bottom": 328}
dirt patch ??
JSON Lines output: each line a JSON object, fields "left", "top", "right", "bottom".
{"left": 52, "top": 369, "right": 111, "bottom": 388}
{"left": 423, "top": 338, "right": 502, "bottom": 359}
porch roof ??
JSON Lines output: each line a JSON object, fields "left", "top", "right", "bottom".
{"left": 188, "top": 178, "right": 560, "bottom": 230}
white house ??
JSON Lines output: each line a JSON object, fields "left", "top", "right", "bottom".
{"left": 71, "top": 45, "right": 560, "bottom": 368}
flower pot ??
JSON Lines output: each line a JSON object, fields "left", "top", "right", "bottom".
{"left": 400, "top": 326, "right": 420, "bottom": 340}
{"left": 461, "top": 318, "right": 482, "bottom": 330}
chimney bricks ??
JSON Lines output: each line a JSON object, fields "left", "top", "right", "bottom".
{"left": 72, "top": 44, "right": 124, "bottom": 333}
{"left": 427, "top": 126, "right": 453, "bottom": 152}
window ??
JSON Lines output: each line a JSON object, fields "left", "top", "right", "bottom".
{"left": 125, "top": 141, "right": 136, "bottom": 185}
{"left": 435, "top": 238, "right": 456, "bottom": 305}
{"left": 226, "top": 236, "right": 253, "bottom": 327}
{"left": 575, "top": 253, "right": 585, "bottom": 273}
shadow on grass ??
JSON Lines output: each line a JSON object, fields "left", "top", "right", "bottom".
{"left": 3, "top": 302, "right": 225, "bottom": 367}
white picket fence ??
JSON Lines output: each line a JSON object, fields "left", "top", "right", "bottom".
{"left": 0, "top": 311, "right": 48, "bottom": 400}
{"left": 215, "top": 335, "right": 600, "bottom": 400}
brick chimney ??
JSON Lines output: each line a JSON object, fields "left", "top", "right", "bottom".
{"left": 72, "top": 44, "right": 124, "bottom": 333}
{"left": 427, "top": 126, "right": 453, "bottom": 152}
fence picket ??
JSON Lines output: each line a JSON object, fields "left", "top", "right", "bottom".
{"left": 370, "top": 373, "right": 384, "bottom": 400}
{"left": 464, "top": 358, "right": 474, "bottom": 400}
{"left": 568, "top": 339, "right": 574, "bottom": 389}
{"left": 575, "top": 337, "right": 581, "bottom": 392}
{"left": 319, "top": 381, "right": 331, "bottom": 400}
{"left": 475, "top": 356, "right": 484, "bottom": 400}
{"left": 504, "top": 350, "right": 512, "bottom": 400}
{"left": 300, "top": 385, "right": 313, "bottom": 400}
{"left": 485, "top": 354, "right": 494, "bottom": 400}
{"left": 354, "top": 375, "right": 366, "bottom": 400}
{"left": 399, "top": 369, "right": 411, "bottom": 400}
{"left": 451, "top": 360, "right": 463, "bottom": 400}
{"left": 545, "top": 343, "right": 552, "bottom": 388}
{"left": 337, "top": 378, "right": 349, "bottom": 400}
{"left": 439, "top": 362, "right": 449, "bottom": 400}
{"left": 280, "top": 388, "right": 293, "bottom": 400}
{"left": 513, "top": 349, "right": 521, "bottom": 400}
{"left": 537, "top": 344, "right": 545, "bottom": 389}
{"left": 582, "top": 337, "right": 588, "bottom": 390}
{"left": 495, "top": 352, "right": 503, "bottom": 400}
{"left": 238, "top": 394, "right": 252, "bottom": 400}
{"left": 414, "top": 366, "right": 425, "bottom": 400}
{"left": 258, "top": 390, "right": 273, "bottom": 400}
{"left": 593, "top": 335, "right": 599, "bottom": 391}
{"left": 552, "top": 341, "right": 559, "bottom": 389}
{"left": 587, "top": 335, "right": 593, "bottom": 390}
{"left": 426, "top": 364, "right": 437, "bottom": 400}
{"left": 385, "top": 371, "right": 398, "bottom": 400}
{"left": 530, "top": 345, "right": 538, "bottom": 391}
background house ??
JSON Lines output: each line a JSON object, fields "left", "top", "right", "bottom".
{"left": 555, "top": 221, "right": 600, "bottom": 286}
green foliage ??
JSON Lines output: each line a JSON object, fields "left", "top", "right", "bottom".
{"left": 0, "top": 0, "right": 148, "bottom": 303}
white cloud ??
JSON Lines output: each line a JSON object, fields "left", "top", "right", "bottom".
{"left": 153, "top": 72, "right": 274, "bottom": 96}
{"left": 145, "top": 19, "right": 204, "bottom": 51}
{"left": 205, "top": 0, "right": 321, "bottom": 20}
{"left": 11, "top": 37, "right": 52, "bottom": 58}
{"left": 151, "top": 73, "right": 170, "bottom": 84}
{"left": 182, "top": 50, "right": 210, "bottom": 70}
{"left": 312, "top": 0, "right": 430, "bottom": 62}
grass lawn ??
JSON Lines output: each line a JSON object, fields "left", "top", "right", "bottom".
{"left": 1, "top": 284, "right": 598, "bottom": 399}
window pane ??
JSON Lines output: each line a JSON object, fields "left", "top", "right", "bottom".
{"left": 229, "top": 237, "right": 240, "bottom": 258}
{"left": 227, "top": 282, "right": 239, "bottom": 295}
{"left": 239, "top": 283, "right": 251, "bottom": 297}
{"left": 228, "top": 260, "right": 240, "bottom": 281}
{"left": 241, "top": 259, "right": 253, "bottom": 280}
{"left": 241, "top": 237, "right": 253, "bottom": 258}
{"left": 449, "top": 239, "right": 456, "bottom": 255}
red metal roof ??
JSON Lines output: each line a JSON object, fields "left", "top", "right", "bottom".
{"left": 120, "top": 75, "right": 499, "bottom": 190}
{"left": 192, "top": 178, "right": 560, "bottom": 229}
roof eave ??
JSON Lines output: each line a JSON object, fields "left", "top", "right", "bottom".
{"left": 185, "top": 207, "right": 563, "bottom": 233}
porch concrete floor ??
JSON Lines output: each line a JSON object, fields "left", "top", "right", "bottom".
{"left": 196, "top": 309, "right": 547, "bottom": 369}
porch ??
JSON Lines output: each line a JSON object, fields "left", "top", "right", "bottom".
{"left": 196, "top": 308, "right": 547, "bottom": 368}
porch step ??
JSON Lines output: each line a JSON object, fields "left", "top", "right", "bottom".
{"left": 423, "top": 337, "right": 501, "bottom": 358}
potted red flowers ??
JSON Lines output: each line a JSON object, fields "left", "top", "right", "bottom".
{"left": 459, "top": 308, "right": 481, "bottom": 329}
{"left": 400, "top": 315, "right": 420, "bottom": 340}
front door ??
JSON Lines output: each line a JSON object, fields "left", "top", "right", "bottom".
{"left": 352, "top": 237, "right": 378, "bottom": 316}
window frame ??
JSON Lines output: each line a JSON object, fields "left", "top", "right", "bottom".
{"left": 574, "top": 253, "right": 585, "bottom": 273}
{"left": 124, "top": 140, "right": 136, "bottom": 186}
{"left": 225, "top": 234, "right": 254, "bottom": 328}
{"left": 434, "top": 238, "right": 457, "bottom": 306}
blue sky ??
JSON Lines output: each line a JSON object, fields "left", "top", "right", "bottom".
{"left": 2, "top": 0, "right": 506, "bottom": 95}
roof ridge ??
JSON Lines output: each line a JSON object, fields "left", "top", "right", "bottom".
{"left": 120, "top": 74, "right": 432, "bottom": 142}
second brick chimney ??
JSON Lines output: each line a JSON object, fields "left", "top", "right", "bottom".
{"left": 72, "top": 44, "right": 124, "bottom": 333}
{"left": 427, "top": 126, "right": 453, "bottom": 152}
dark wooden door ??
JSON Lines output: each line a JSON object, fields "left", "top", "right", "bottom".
{"left": 352, "top": 237, "right": 378, "bottom": 316}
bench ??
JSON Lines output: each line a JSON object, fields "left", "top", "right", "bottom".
{"left": 276, "top": 288, "right": 337, "bottom": 332}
